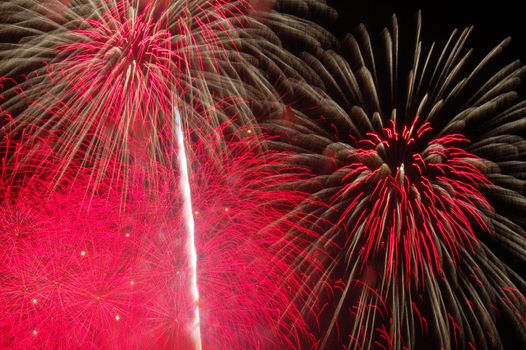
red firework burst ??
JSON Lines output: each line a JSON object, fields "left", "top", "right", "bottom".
{"left": 0, "top": 0, "right": 257, "bottom": 196}
{"left": 336, "top": 117, "right": 492, "bottom": 283}
{"left": 0, "top": 183, "right": 141, "bottom": 349}
{"left": 191, "top": 129, "right": 316, "bottom": 349}
{"left": 1, "top": 1, "right": 323, "bottom": 348}
{"left": 260, "top": 10, "right": 526, "bottom": 350}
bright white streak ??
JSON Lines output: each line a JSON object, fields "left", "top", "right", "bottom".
{"left": 174, "top": 108, "right": 202, "bottom": 350}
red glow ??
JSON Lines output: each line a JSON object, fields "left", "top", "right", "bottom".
{"left": 0, "top": 124, "right": 313, "bottom": 349}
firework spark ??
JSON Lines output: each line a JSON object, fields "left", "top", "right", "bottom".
{"left": 0, "top": 0, "right": 267, "bottom": 197}
{"left": 0, "top": 123, "right": 313, "bottom": 349}
{"left": 263, "top": 11, "right": 526, "bottom": 350}
{"left": 174, "top": 107, "right": 201, "bottom": 349}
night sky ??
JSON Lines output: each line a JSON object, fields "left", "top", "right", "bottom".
{"left": 327, "top": 1, "right": 525, "bottom": 89}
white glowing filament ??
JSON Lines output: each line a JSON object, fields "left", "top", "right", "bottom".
{"left": 174, "top": 108, "right": 202, "bottom": 350}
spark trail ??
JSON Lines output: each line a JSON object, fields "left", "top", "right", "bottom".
{"left": 174, "top": 107, "right": 202, "bottom": 350}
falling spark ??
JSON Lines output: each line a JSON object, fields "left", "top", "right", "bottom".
{"left": 174, "top": 108, "right": 202, "bottom": 350}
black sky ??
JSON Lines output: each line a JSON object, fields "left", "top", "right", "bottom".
{"left": 326, "top": 0, "right": 526, "bottom": 69}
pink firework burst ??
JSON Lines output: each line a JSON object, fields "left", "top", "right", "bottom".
{"left": 191, "top": 128, "right": 316, "bottom": 349}
{"left": 0, "top": 181, "right": 142, "bottom": 349}
{"left": 0, "top": 122, "right": 314, "bottom": 349}
{"left": 1, "top": 1, "right": 325, "bottom": 348}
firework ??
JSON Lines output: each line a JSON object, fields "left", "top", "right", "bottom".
{"left": 5, "top": 0, "right": 524, "bottom": 348}
{"left": 0, "top": 0, "right": 274, "bottom": 197}
{"left": 264, "top": 11, "right": 526, "bottom": 349}
{"left": 0, "top": 122, "right": 314, "bottom": 349}
{"left": 191, "top": 127, "right": 317, "bottom": 349}
{"left": 174, "top": 107, "right": 202, "bottom": 348}
{"left": 0, "top": 1, "right": 327, "bottom": 348}
{"left": 0, "top": 175, "right": 144, "bottom": 349}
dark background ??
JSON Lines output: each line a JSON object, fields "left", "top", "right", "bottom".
{"left": 326, "top": 0, "right": 526, "bottom": 75}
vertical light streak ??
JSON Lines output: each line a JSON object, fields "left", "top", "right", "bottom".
{"left": 174, "top": 108, "right": 202, "bottom": 350}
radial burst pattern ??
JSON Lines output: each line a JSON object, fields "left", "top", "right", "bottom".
{"left": 0, "top": 0, "right": 268, "bottom": 195}
{"left": 264, "top": 11, "right": 526, "bottom": 350}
